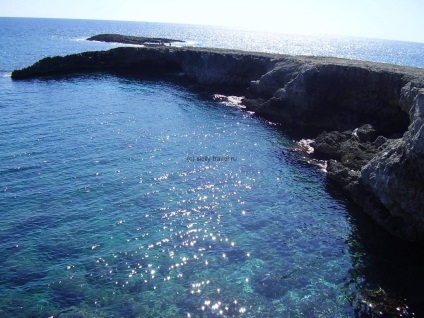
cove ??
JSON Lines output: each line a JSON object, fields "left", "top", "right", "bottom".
{"left": 3, "top": 72, "right": 423, "bottom": 317}
{"left": 12, "top": 45, "right": 424, "bottom": 243}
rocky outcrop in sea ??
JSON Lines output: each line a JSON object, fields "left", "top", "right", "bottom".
{"left": 87, "top": 34, "right": 184, "bottom": 46}
{"left": 11, "top": 45, "right": 424, "bottom": 242}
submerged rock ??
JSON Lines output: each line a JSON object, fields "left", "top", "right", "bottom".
{"left": 221, "top": 246, "right": 248, "bottom": 262}
{"left": 11, "top": 44, "right": 424, "bottom": 242}
{"left": 49, "top": 277, "right": 87, "bottom": 307}
{"left": 252, "top": 270, "right": 295, "bottom": 298}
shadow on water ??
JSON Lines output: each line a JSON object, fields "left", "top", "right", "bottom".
{"left": 326, "top": 182, "right": 424, "bottom": 317}
{"left": 23, "top": 70, "right": 185, "bottom": 84}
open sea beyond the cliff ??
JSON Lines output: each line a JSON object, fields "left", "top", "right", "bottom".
{"left": 1, "top": 17, "right": 424, "bottom": 317}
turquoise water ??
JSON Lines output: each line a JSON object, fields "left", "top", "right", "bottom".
{"left": 1, "top": 18, "right": 424, "bottom": 317}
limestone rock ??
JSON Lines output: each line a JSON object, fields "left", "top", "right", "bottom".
{"left": 327, "top": 159, "right": 360, "bottom": 190}
{"left": 361, "top": 92, "right": 424, "bottom": 241}
{"left": 312, "top": 127, "right": 381, "bottom": 171}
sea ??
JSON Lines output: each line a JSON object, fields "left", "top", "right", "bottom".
{"left": 1, "top": 17, "right": 424, "bottom": 318}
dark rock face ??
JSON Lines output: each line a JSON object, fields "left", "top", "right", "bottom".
{"left": 249, "top": 63, "right": 411, "bottom": 135}
{"left": 356, "top": 124, "right": 377, "bottom": 142}
{"left": 11, "top": 47, "right": 273, "bottom": 92}
{"left": 312, "top": 125, "right": 383, "bottom": 171}
{"left": 11, "top": 45, "right": 424, "bottom": 242}
{"left": 11, "top": 48, "right": 183, "bottom": 79}
{"left": 361, "top": 114, "right": 424, "bottom": 241}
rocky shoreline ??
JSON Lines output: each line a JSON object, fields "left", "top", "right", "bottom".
{"left": 11, "top": 45, "right": 424, "bottom": 242}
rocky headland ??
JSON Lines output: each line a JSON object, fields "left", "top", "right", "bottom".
{"left": 11, "top": 45, "right": 424, "bottom": 242}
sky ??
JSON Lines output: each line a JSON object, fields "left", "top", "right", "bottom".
{"left": 1, "top": 0, "right": 424, "bottom": 43}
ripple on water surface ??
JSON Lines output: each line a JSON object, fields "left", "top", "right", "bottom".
{"left": 0, "top": 74, "right": 420, "bottom": 317}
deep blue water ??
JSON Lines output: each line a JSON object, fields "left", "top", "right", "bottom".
{"left": 1, "top": 17, "right": 424, "bottom": 317}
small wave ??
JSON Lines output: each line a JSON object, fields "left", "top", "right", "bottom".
{"left": 176, "top": 40, "right": 197, "bottom": 47}
{"left": 1, "top": 72, "right": 11, "bottom": 78}
{"left": 294, "top": 139, "right": 315, "bottom": 154}
{"left": 85, "top": 39, "right": 145, "bottom": 48}
{"left": 71, "top": 37, "right": 88, "bottom": 42}
{"left": 213, "top": 94, "right": 245, "bottom": 108}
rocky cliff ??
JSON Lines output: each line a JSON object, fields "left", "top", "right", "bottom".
{"left": 11, "top": 47, "right": 275, "bottom": 91}
{"left": 11, "top": 46, "right": 424, "bottom": 242}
